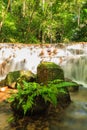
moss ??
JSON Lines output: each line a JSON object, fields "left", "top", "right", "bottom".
{"left": 5, "top": 71, "right": 20, "bottom": 87}
{"left": 5, "top": 70, "right": 36, "bottom": 88}
{"left": 38, "top": 62, "right": 59, "bottom": 68}
{"left": 37, "top": 62, "right": 64, "bottom": 84}
{"left": 17, "top": 70, "right": 37, "bottom": 85}
{"left": 20, "top": 70, "right": 36, "bottom": 81}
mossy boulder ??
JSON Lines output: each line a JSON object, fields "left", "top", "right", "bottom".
{"left": 17, "top": 70, "right": 36, "bottom": 83}
{"left": 37, "top": 62, "right": 64, "bottom": 84}
{"left": 5, "top": 71, "right": 20, "bottom": 88}
{"left": 5, "top": 70, "right": 36, "bottom": 88}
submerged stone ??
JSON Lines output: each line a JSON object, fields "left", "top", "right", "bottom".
{"left": 37, "top": 62, "right": 64, "bottom": 84}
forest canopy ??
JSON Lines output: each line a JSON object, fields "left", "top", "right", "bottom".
{"left": 0, "top": 0, "right": 87, "bottom": 44}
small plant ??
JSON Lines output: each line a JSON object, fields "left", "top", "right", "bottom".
{"left": 48, "top": 79, "right": 78, "bottom": 88}
{"left": 8, "top": 79, "right": 77, "bottom": 116}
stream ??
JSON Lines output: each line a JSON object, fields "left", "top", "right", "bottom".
{"left": 0, "top": 43, "right": 87, "bottom": 130}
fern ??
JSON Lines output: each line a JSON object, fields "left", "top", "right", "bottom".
{"left": 23, "top": 96, "right": 34, "bottom": 115}
{"left": 8, "top": 79, "right": 77, "bottom": 116}
{"left": 48, "top": 79, "right": 77, "bottom": 88}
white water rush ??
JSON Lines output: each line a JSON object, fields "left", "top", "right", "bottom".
{"left": 0, "top": 43, "right": 87, "bottom": 87}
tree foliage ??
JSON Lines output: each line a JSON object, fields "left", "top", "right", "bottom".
{"left": 0, "top": 0, "right": 87, "bottom": 43}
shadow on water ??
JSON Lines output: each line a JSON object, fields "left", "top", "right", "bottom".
{"left": 0, "top": 86, "right": 87, "bottom": 130}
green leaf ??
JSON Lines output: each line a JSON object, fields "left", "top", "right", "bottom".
{"left": 84, "top": 9, "right": 87, "bottom": 13}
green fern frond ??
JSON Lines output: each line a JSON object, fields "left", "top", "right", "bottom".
{"left": 8, "top": 78, "right": 77, "bottom": 116}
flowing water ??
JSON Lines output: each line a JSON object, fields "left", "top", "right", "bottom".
{"left": 0, "top": 43, "right": 87, "bottom": 84}
{"left": 0, "top": 43, "right": 87, "bottom": 130}
{"left": 61, "top": 43, "right": 87, "bottom": 87}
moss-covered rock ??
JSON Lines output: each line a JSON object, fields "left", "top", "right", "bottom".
{"left": 37, "top": 62, "right": 64, "bottom": 84}
{"left": 19, "top": 70, "right": 36, "bottom": 82}
{"left": 5, "top": 71, "right": 20, "bottom": 88}
{"left": 4, "top": 70, "right": 36, "bottom": 88}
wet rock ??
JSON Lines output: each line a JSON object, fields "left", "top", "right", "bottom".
{"left": 5, "top": 71, "right": 20, "bottom": 88}
{"left": 1, "top": 70, "right": 36, "bottom": 88}
{"left": 37, "top": 62, "right": 71, "bottom": 108}
{"left": 68, "top": 85, "right": 79, "bottom": 92}
{"left": 18, "top": 70, "right": 36, "bottom": 83}
{"left": 65, "top": 78, "right": 79, "bottom": 92}
{"left": 57, "top": 88, "right": 71, "bottom": 107}
{"left": 37, "top": 62, "right": 64, "bottom": 84}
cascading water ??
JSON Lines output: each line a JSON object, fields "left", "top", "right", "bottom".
{"left": 62, "top": 43, "right": 87, "bottom": 87}
{"left": 62, "top": 56, "right": 87, "bottom": 86}
{"left": 0, "top": 43, "right": 87, "bottom": 87}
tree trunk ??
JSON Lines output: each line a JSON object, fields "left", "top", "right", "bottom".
{"left": 0, "top": 0, "right": 11, "bottom": 31}
{"left": 23, "top": 0, "right": 26, "bottom": 17}
{"left": 77, "top": 6, "right": 80, "bottom": 26}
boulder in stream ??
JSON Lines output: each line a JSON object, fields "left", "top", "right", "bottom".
{"left": 37, "top": 62, "right": 64, "bottom": 84}
{"left": 1, "top": 70, "right": 36, "bottom": 88}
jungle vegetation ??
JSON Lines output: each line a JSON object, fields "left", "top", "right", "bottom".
{"left": 0, "top": 0, "right": 87, "bottom": 44}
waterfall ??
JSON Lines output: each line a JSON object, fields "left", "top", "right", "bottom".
{"left": 62, "top": 56, "right": 87, "bottom": 86}
{"left": 0, "top": 43, "right": 87, "bottom": 86}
